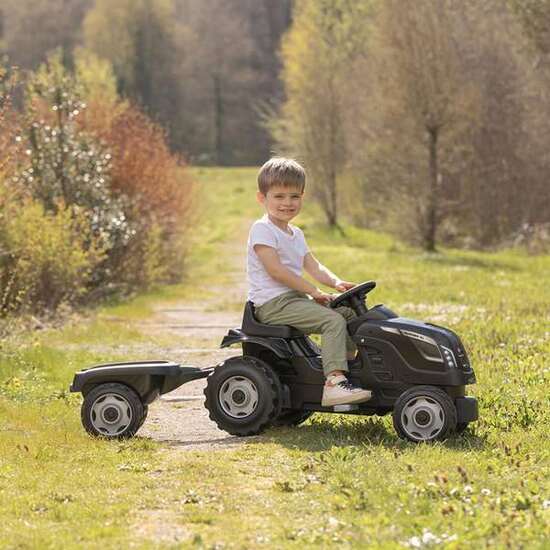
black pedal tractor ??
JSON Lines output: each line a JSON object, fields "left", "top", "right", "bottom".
{"left": 71, "top": 282, "right": 478, "bottom": 443}
{"left": 205, "top": 281, "right": 478, "bottom": 443}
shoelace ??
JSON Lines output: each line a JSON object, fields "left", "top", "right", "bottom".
{"left": 337, "top": 380, "right": 356, "bottom": 391}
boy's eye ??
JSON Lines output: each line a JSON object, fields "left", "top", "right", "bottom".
{"left": 271, "top": 193, "right": 301, "bottom": 200}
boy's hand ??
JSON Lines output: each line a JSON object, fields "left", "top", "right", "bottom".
{"left": 334, "top": 280, "right": 356, "bottom": 292}
{"left": 311, "top": 289, "right": 334, "bottom": 306}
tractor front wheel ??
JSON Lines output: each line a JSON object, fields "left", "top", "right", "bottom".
{"left": 393, "top": 386, "right": 457, "bottom": 443}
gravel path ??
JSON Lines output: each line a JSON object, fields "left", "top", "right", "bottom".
{"left": 137, "top": 235, "right": 250, "bottom": 450}
{"left": 124, "top": 215, "right": 257, "bottom": 544}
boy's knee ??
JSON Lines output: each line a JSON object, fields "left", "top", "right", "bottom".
{"left": 323, "top": 311, "right": 347, "bottom": 333}
{"left": 334, "top": 306, "right": 355, "bottom": 322}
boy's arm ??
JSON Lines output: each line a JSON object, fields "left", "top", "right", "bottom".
{"left": 303, "top": 252, "right": 356, "bottom": 292}
{"left": 254, "top": 245, "right": 333, "bottom": 305}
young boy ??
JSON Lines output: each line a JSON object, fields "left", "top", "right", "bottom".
{"left": 247, "top": 157, "right": 372, "bottom": 407}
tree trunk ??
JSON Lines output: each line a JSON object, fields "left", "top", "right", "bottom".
{"left": 213, "top": 73, "right": 223, "bottom": 165}
{"left": 134, "top": 13, "right": 153, "bottom": 109}
{"left": 324, "top": 174, "right": 346, "bottom": 235}
{"left": 325, "top": 205, "right": 337, "bottom": 227}
{"left": 425, "top": 127, "right": 439, "bottom": 251}
{"left": 327, "top": 79, "right": 339, "bottom": 228}
{"left": 328, "top": 167, "right": 338, "bottom": 227}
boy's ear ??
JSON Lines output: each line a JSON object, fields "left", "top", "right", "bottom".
{"left": 257, "top": 191, "right": 266, "bottom": 205}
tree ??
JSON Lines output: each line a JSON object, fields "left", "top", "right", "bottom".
{"left": 83, "top": 0, "right": 182, "bottom": 148}
{"left": 347, "top": 0, "right": 549, "bottom": 248}
{"left": 447, "top": 3, "right": 528, "bottom": 245}
{"left": 18, "top": 51, "right": 131, "bottom": 254}
{"left": 0, "top": 0, "right": 92, "bottom": 69}
{"left": 273, "top": 0, "right": 371, "bottom": 228}
{"left": 507, "top": 0, "right": 550, "bottom": 235}
{"left": 177, "top": 0, "right": 253, "bottom": 164}
{"left": 509, "top": 0, "right": 550, "bottom": 58}
{"left": 73, "top": 47, "right": 118, "bottom": 105}
{"left": 362, "top": 0, "right": 477, "bottom": 251}
{"left": 174, "top": 0, "right": 283, "bottom": 164}
{"left": 70, "top": 49, "right": 195, "bottom": 286}
{"left": 1, "top": 0, "right": 294, "bottom": 164}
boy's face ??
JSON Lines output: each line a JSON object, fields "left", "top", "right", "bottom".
{"left": 257, "top": 184, "right": 303, "bottom": 225}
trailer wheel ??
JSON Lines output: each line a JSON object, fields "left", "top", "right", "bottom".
{"left": 81, "top": 383, "right": 143, "bottom": 439}
{"left": 204, "top": 356, "right": 282, "bottom": 436}
{"left": 393, "top": 386, "right": 457, "bottom": 443}
{"left": 273, "top": 410, "right": 313, "bottom": 427}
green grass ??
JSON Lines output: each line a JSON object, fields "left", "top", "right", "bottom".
{"left": 0, "top": 167, "right": 549, "bottom": 548}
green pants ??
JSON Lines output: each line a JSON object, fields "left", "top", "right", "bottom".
{"left": 254, "top": 290, "right": 356, "bottom": 376}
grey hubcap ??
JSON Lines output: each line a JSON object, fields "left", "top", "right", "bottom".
{"left": 401, "top": 396, "right": 445, "bottom": 441}
{"left": 219, "top": 376, "right": 259, "bottom": 418}
{"left": 90, "top": 393, "right": 133, "bottom": 436}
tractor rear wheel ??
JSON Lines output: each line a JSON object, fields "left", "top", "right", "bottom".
{"left": 204, "top": 356, "right": 282, "bottom": 436}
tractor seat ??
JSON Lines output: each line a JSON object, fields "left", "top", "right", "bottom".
{"left": 242, "top": 301, "right": 304, "bottom": 339}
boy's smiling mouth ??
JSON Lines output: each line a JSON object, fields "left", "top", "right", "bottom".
{"left": 257, "top": 183, "right": 304, "bottom": 227}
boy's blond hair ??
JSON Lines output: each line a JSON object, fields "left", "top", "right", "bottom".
{"left": 257, "top": 157, "right": 306, "bottom": 195}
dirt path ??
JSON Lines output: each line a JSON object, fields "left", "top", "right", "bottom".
{"left": 137, "top": 231, "right": 252, "bottom": 450}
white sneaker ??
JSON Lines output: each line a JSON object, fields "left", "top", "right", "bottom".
{"left": 321, "top": 375, "right": 372, "bottom": 407}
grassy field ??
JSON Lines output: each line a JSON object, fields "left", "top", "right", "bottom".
{"left": 0, "top": 167, "right": 549, "bottom": 548}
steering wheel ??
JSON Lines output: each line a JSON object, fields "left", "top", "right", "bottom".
{"left": 329, "top": 281, "right": 376, "bottom": 316}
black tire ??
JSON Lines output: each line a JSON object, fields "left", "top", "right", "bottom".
{"left": 81, "top": 383, "right": 143, "bottom": 439}
{"left": 392, "top": 385, "right": 457, "bottom": 443}
{"left": 454, "top": 421, "right": 469, "bottom": 434}
{"left": 137, "top": 405, "right": 149, "bottom": 430}
{"left": 204, "top": 356, "right": 282, "bottom": 436}
{"left": 273, "top": 410, "right": 313, "bottom": 427}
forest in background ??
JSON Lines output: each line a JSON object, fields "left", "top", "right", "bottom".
{"left": 0, "top": 0, "right": 292, "bottom": 165}
{"left": 273, "top": 0, "right": 550, "bottom": 250}
{"left": 1, "top": 0, "right": 549, "bottom": 253}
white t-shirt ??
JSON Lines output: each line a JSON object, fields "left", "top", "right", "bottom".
{"left": 247, "top": 215, "right": 310, "bottom": 306}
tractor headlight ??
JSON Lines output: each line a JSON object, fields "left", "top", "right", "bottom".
{"left": 440, "top": 346, "right": 457, "bottom": 368}
{"left": 401, "top": 330, "right": 443, "bottom": 363}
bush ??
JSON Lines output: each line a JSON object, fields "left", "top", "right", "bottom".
{"left": 511, "top": 223, "right": 550, "bottom": 255}
{"left": 0, "top": 65, "right": 19, "bottom": 182}
{"left": 81, "top": 99, "right": 194, "bottom": 286}
{"left": 0, "top": 51, "right": 195, "bottom": 318}
{"left": 0, "top": 192, "right": 103, "bottom": 314}
{"left": 18, "top": 53, "right": 132, "bottom": 259}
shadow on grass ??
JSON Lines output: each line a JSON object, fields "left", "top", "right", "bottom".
{"left": 154, "top": 435, "right": 245, "bottom": 450}
{"left": 421, "top": 253, "right": 520, "bottom": 272}
{"left": 261, "top": 414, "right": 488, "bottom": 453}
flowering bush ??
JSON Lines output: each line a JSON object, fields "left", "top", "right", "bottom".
{"left": 0, "top": 51, "right": 195, "bottom": 316}
{"left": 81, "top": 93, "right": 194, "bottom": 286}
{"left": 0, "top": 66, "right": 19, "bottom": 178}
{"left": 19, "top": 54, "right": 132, "bottom": 258}
{"left": 0, "top": 192, "right": 104, "bottom": 314}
